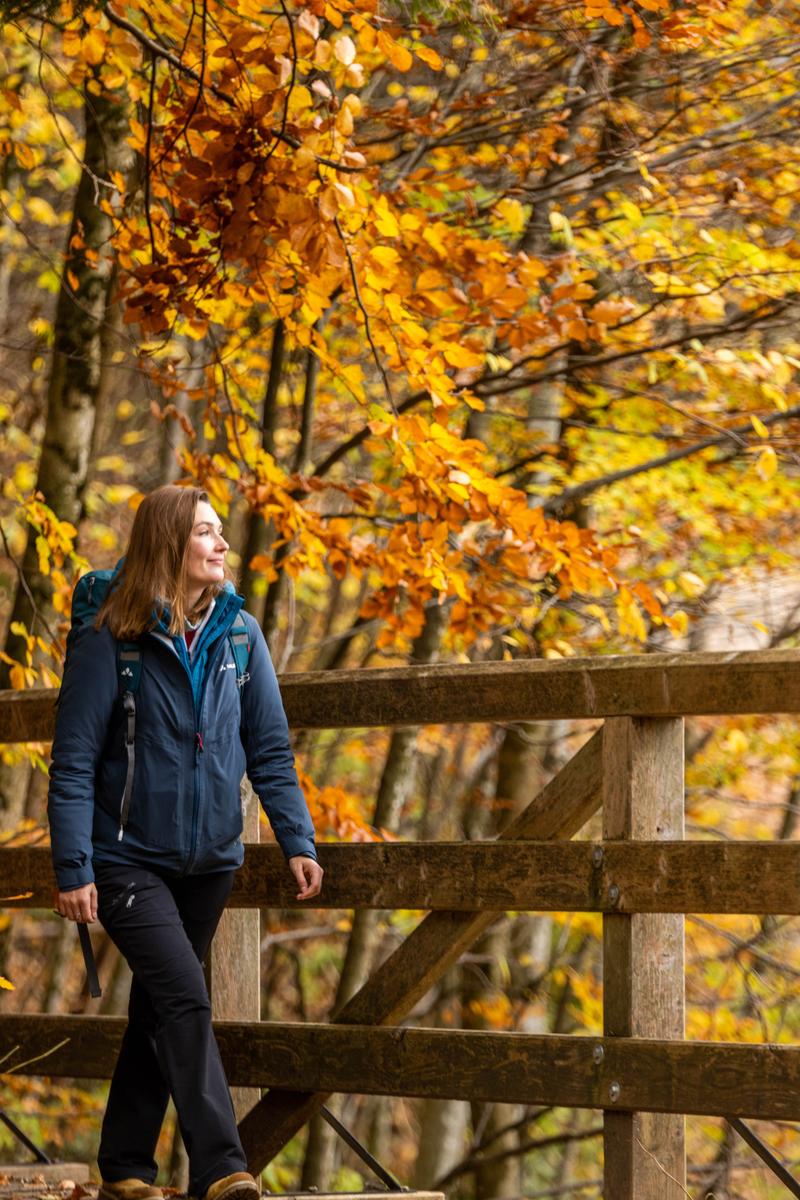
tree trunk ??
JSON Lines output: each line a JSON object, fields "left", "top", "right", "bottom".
{"left": 412, "top": 967, "right": 470, "bottom": 1188}
{"left": 0, "top": 74, "right": 131, "bottom": 835}
{"left": 458, "top": 716, "right": 574, "bottom": 1198}
{"left": 41, "top": 920, "right": 77, "bottom": 1015}
{"left": 292, "top": 342, "right": 319, "bottom": 474}
{"left": 0, "top": 149, "right": 21, "bottom": 339}
{"left": 2, "top": 73, "right": 130, "bottom": 672}
{"left": 301, "top": 601, "right": 450, "bottom": 1189}
{"left": 462, "top": 922, "right": 524, "bottom": 1199}
{"left": 157, "top": 335, "right": 204, "bottom": 484}
{"left": 239, "top": 320, "right": 285, "bottom": 627}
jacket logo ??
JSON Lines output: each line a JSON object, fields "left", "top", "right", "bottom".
{"left": 219, "top": 662, "right": 236, "bottom": 671}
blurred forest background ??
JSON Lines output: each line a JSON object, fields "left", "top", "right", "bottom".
{"left": 1, "top": 0, "right": 799, "bottom": 1194}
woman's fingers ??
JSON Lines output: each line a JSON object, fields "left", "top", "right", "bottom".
{"left": 290, "top": 855, "right": 324, "bottom": 900}
{"left": 303, "top": 860, "right": 324, "bottom": 898}
{"left": 54, "top": 882, "right": 98, "bottom": 923}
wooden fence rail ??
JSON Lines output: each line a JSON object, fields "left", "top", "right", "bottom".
{"left": 4, "top": 1016, "right": 800, "bottom": 1122}
{"left": 2, "top": 650, "right": 799, "bottom": 1200}
{"left": 6, "top": 841, "right": 800, "bottom": 913}
{"left": 1, "top": 648, "right": 800, "bottom": 742}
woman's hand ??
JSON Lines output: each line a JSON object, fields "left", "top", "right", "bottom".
{"left": 288, "top": 855, "right": 324, "bottom": 901}
{"left": 52, "top": 882, "right": 97, "bottom": 923}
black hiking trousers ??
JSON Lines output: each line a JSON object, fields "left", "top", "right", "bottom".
{"left": 94, "top": 862, "right": 247, "bottom": 1197}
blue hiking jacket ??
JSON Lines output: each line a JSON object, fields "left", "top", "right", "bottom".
{"left": 47, "top": 582, "right": 317, "bottom": 891}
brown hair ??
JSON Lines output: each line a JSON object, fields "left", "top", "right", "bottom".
{"left": 95, "top": 485, "right": 234, "bottom": 640}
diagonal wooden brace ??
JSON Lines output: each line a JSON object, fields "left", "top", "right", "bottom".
{"left": 239, "top": 726, "right": 605, "bottom": 1173}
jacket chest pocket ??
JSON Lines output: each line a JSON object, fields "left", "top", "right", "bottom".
{"left": 128, "top": 734, "right": 187, "bottom": 848}
{"left": 201, "top": 724, "right": 246, "bottom": 844}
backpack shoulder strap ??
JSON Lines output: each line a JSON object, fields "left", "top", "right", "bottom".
{"left": 117, "top": 642, "right": 142, "bottom": 696}
{"left": 228, "top": 612, "right": 251, "bottom": 689}
{"left": 115, "top": 641, "right": 142, "bottom": 842}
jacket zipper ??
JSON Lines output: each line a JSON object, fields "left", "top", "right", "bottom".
{"left": 184, "top": 634, "right": 231, "bottom": 872}
{"left": 145, "top": 608, "right": 240, "bottom": 872}
{"left": 185, "top": 730, "right": 204, "bottom": 872}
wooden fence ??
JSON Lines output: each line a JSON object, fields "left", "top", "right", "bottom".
{"left": 2, "top": 648, "right": 800, "bottom": 1198}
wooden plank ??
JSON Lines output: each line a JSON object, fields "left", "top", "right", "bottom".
{"left": 10, "top": 839, "right": 800, "bottom": 913}
{"left": 603, "top": 717, "right": 685, "bottom": 1199}
{"left": 207, "top": 782, "right": 261, "bottom": 1119}
{"left": 3, "top": 648, "right": 800, "bottom": 741}
{"left": 5, "top": 1015, "right": 800, "bottom": 1122}
{"left": 0, "top": 1165, "right": 91, "bottom": 1185}
{"left": 282, "top": 649, "right": 800, "bottom": 724}
{"left": 237, "top": 728, "right": 605, "bottom": 1172}
{"left": 0, "top": 689, "right": 57, "bottom": 743}
{"left": 0, "top": 1187, "right": 432, "bottom": 1200}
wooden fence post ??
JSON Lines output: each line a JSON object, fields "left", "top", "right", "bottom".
{"left": 208, "top": 780, "right": 261, "bottom": 1119}
{"left": 602, "top": 717, "right": 685, "bottom": 1198}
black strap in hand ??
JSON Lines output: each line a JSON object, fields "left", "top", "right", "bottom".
{"left": 78, "top": 922, "right": 102, "bottom": 999}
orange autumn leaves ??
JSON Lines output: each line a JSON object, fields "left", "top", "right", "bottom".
{"left": 357, "top": 414, "right": 681, "bottom": 650}
{"left": 188, "top": 401, "right": 679, "bottom": 652}
{"left": 62, "top": 0, "right": 442, "bottom": 349}
{"left": 34, "top": 0, "right": 728, "bottom": 656}
{"left": 56, "top": 0, "right": 631, "bottom": 401}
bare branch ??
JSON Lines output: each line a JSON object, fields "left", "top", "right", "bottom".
{"left": 333, "top": 215, "right": 397, "bottom": 416}
{"left": 542, "top": 402, "right": 800, "bottom": 515}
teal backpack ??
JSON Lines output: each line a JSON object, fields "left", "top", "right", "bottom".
{"left": 70, "top": 568, "right": 251, "bottom": 841}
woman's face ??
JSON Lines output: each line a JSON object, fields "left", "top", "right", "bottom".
{"left": 185, "top": 499, "right": 229, "bottom": 598}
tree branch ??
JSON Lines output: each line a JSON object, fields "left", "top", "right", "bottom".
{"left": 476, "top": 296, "right": 797, "bottom": 399}
{"left": 542, "top": 402, "right": 800, "bottom": 515}
{"left": 105, "top": 5, "right": 365, "bottom": 173}
{"left": 434, "top": 1125, "right": 603, "bottom": 1190}
{"left": 333, "top": 215, "right": 397, "bottom": 415}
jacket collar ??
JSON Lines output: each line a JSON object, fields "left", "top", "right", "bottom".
{"left": 151, "top": 580, "right": 243, "bottom": 645}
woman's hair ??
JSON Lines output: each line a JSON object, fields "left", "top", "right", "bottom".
{"left": 95, "top": 484, "right": 234, "bottom": 639}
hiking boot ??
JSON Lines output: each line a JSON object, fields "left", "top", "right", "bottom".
{"left": 201, "top": 1172, "right": 260, "bottom": 1200}
{"left": 99, "top": 1180, "right": 163, "bottom": 1200}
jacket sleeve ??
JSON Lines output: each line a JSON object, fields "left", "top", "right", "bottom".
{"left": 47, "top": 625, "right": 118, "bottom": 891}
{"left": 240, "top": 615, "right": 317, "bottom": 861}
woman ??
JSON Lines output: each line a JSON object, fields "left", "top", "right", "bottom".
{"left": 48, "top": 485, "right": 323, "bottom": 1200}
